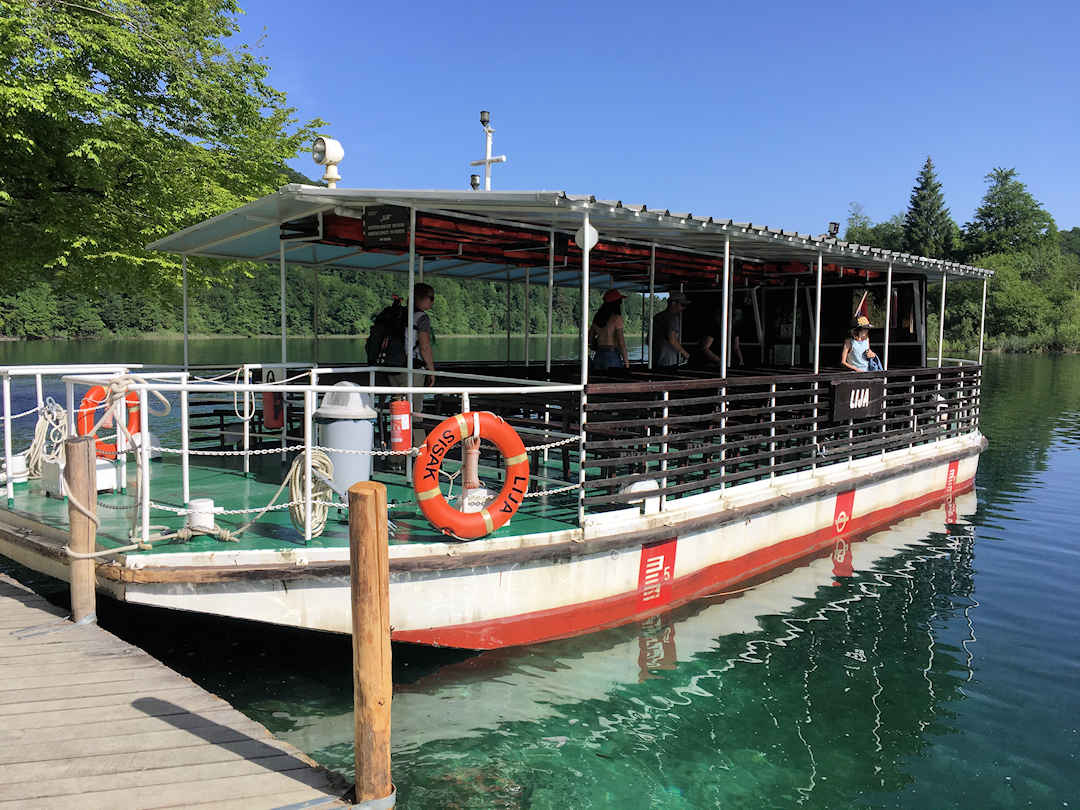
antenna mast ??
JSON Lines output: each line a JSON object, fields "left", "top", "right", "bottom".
{"left": 469, "top": 110, "right": 507, "bottom": 190}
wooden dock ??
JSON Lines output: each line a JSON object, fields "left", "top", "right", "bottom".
{"left": 0, "top": 573, "right": 350, "bottom": 810}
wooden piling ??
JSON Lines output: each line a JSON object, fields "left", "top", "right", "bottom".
{"left": 64, "top": 435, "right": 97, "bottom": 623}
{"left": 347, "top": 480, "right": 393, "bottom": 804}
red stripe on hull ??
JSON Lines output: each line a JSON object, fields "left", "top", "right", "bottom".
{"left": 392, "top": 474, "right": 975, "bottom": 650}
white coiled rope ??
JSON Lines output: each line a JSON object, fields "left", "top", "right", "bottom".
{"left": 26, "top": 398, "right": 69, "bottom": 478}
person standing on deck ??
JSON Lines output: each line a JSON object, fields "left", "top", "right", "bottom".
{"left": 841, "top": 315, "right": 879, "bottom": 372}
{"left": 410, "top": 283, "right": 436, "bottom": 386}
{"left": 651, "top": 293, "right": 691, "bottom": 370}
{"left": 693, "top": 308, "right": 743, "bottom": 369}
{"left": 590, "top": 289, "right": 630, "bottom": 371}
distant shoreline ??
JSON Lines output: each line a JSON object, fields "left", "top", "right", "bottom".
{"left": 0, "top": 333, "right": 583, "bottom": 342}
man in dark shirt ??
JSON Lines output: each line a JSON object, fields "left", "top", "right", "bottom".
{"left": 651, "top": 293, "right": 691, "bottom": 370}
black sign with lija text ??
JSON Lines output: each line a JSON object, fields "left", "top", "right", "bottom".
{"left": 830, "top": 378, "right": 885, "bottom": 422}
{"left": 363, "top": 205, "right": 410, "bottom": 250}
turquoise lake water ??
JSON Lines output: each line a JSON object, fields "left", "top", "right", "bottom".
{"left": 1, "top": 342, "right": 1078, "bottom": 808}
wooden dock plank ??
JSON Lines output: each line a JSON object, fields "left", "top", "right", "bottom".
{"left": 0, "top": 768, "right": 342, "bottom": 810}
{"left": 0, "top": 682, "right": 209, "bottom": 717}
{"left": 0, "top": 723, "right": 254, "bottom": 766}
{"left": 0, "top": 691, "right": 233, "bottom": 731}
{"left": 0, "top": 670, "right": 205, "bottom": 706}
{"left": 0, "top": 737, "right": 321, "bottom": 784}
{"left": 0, "top": 753, "right": 320, "bottom": 801}
{"left": 0, "top": 574, "right": 347, "bottom": 809}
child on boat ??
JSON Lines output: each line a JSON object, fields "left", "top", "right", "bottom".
{"left": 841, "top": 315, "right": 880, "bottom": 372}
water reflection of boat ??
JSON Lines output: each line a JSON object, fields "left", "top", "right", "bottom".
{"left": 277, "top": 491, "right": 976, "bottom": 754}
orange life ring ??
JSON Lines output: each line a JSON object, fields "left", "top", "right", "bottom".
{"left": 413, "top": 411, "right": 529, "bottom": 539}
{"left": 76, "top": 385, "right": 140, "bottom": 460}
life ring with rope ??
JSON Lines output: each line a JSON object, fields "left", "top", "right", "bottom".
{"left": 76, "top": 385, "right": 140, "bottom": 460}
{"left": 413, "top": 411, "right": 529, "bottom": 539}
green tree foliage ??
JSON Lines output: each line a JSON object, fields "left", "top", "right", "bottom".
{"left": 844, "top": 204, "right": 904, "bottom": 250}
{"left": 0, "top": 0, "right": 321, "bottom": 302}
{"left": 1059, "top": 227, "right": 1080, "bottom": 260}
{"left": 902, "top": 157, "right": 954, "bottom": 258}
{"left": 962, "top": 168, "right": 1056, "bottom": 259}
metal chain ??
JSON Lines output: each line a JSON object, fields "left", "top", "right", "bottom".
{"left": 313, "top": 444, "right": 420, "bottom": 457}
{"left": 97, "top": 499, "right": 139, "bottom": 511}
{"left": 523, "top": 483, "right": 580, "bottom": 498}
{"left": 150, "top": 444, "right": 306, "bottom": 456}
{"left": 523, "top": 436, "right": 578, "bottom": 452}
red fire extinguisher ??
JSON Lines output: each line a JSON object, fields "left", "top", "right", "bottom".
{"left": 263, "top": 370, "right": 284, "bottom": 430}
{"left": 390, "top": 398, "right": 411, "bottom": 453}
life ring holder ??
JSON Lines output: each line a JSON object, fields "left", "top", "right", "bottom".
{"left": 76, "top": 385, "right": 140, "bottom": 460}
{"left": 413, "top": 411, "right": 529, "bottom": 540}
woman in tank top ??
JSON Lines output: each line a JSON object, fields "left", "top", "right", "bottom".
{"left": 841, "top": 315, "right": 878, "bottom": 372}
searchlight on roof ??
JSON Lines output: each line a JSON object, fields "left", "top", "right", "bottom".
{"left": 312, "top": 136, "right": 344, "bottom": 188}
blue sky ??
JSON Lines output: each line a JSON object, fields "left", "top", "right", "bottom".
{"left": 235, "top": 0, "right": 1079, "bottom": 235}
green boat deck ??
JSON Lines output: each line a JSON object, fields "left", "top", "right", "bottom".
{"left": 3, "top": 453, "right": 580, "bottom": 556}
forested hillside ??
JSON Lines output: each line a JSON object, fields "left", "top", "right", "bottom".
{"left": 2, "top": 2, "right": 1076, "bottom": 351}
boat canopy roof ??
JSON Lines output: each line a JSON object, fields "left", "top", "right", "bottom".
{"left": 146, "top": 185, "right": 993, "bottom": 289}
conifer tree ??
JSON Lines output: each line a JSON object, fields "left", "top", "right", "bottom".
{"left": 902, "top": 157, "right": 953, "bottom": 259}
{"left": 963, "top": 168, "right": 1056, "bottom": 259}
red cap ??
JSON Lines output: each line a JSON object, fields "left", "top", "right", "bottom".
{"left": 603, "top": 289, "right": 626, "bottom": 303}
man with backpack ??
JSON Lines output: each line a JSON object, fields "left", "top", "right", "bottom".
{"left": 366, "top": 283, "right": 436, "bottom": 387}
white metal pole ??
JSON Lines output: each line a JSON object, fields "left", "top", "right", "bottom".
{"left": 812, "top": 254, "right": 823, "bottom": 469}
{"left": 35, "top": 374, "right": 43, "bottom": 411}
{"left": 883, "top": 261, "right": 893, "bottom": 371}
{"left": 546, "top": 231, "right": 555, "bottom": 376}
{"left": 791, "top": 278, "right": 799, "bottom": 367}
{"left": 279, "top": 241, "right": 287, "bottom": 367}
{"left": 181, "top": 372, "right": 190, "bottom": 505}
{"left": 580, "top": 214, "right": 591, "bottom": 387}
{"left": 303, "top": 389, "right": 313, "bottom": 543}
{"left": 484, "top": 126, "right": 493, "bottom": 191}
{"left": 506, "top": 270, "right": 512, "bottom": 364}
{"left": 813, "top": 253, "right": 823, "bottom": 374}
{"left": 313, "top": 267, "right": 320, "bottom": 368}
{"left": 406, "top": 207, "right": 416, "bottom": 479}
{"left": 524, "top": 265, "right": 530, "bottom": 368}
{"left": 116, "top": 392, "right": 127, "bottom": 493}
{"left": 721, "top": 235, "right": 731, "bottom": 376}
{"left": 578, "top": 211, "right": 591, "bottom": 528}
{"left": 66, "top": 381, "right": 75, "bottom": 436}
{"left": 3, "top": 374, "right": 12, "bottom": 505}
{"left": 139, "top": 388, "right": 150, "bottom": 544}
{"left": 937, "top": 274, "right": 947, "bottom": 367}
{"left": 407, "top": 208, "right": 416, "bottom": 390}
{"left": 182, "top": 255, "right": 190, "bottom": 372}
{"left": 647, "top": 245, "right": 656, "bottom": 369}
{"left": 242, "top": 365, "right": 251, "bottom": 477}
{"left": 978, "top": 277, "right": 988, "bottom": 365}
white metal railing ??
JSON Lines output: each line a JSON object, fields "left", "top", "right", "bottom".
{"left": 1, "top": 365, "right": 139, "bottom": 505}
{"left": 31, "top": 368, "right": 584, "bottom": 550}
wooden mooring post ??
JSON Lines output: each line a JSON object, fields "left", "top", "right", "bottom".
{"left": 348, "top": 480, "right": 395, "bottom": 806}
{"left": 64, "top": 434, "right": 97, "bottom": 623}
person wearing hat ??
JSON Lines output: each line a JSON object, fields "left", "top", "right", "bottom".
{"left": 841, "top": 315, "right": 879, "bottom": 372}
{"left": 652, "top": 292, "right": 692, "bottom": 371}
{"left": 590, "top": 289, "right": 630, "bottom": 371}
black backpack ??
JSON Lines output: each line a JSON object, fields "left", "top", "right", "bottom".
{"left": 366, "top": 299, "right": 408, "bottom": 367}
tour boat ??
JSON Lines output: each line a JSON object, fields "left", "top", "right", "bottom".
{"left": 0, "top": 182, "right": 990, "bottom": 649}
